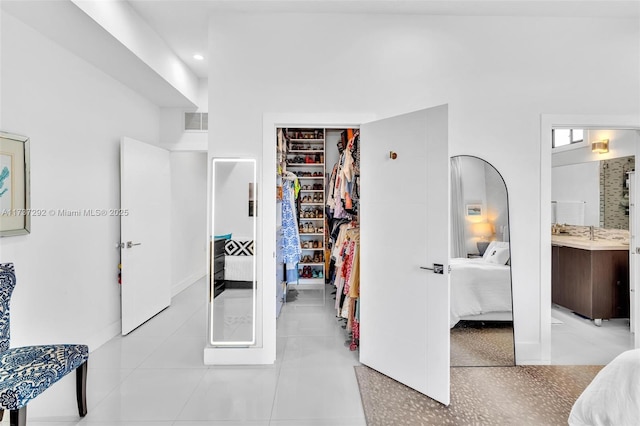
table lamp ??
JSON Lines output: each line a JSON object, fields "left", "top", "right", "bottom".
{"left": 473, "top": 221, "right": 493, "bottom": 255}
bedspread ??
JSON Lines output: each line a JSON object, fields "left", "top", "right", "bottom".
{"left": 225, "top": 255, "right": 254, "bottom": 282}
{"left": 569, "top": 348, "right": 640, "bottom": 426}
{"left": 449, "top": 257, "right": 512, "bottom": 327}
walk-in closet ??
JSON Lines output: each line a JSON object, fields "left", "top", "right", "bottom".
{"left": 276, "top": 127, "right": 361, "bottom": 350}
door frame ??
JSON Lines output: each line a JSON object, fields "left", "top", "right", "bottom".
{"left": 540, "top": 114, "right": 640, "bottom": 361}
{"left": 205, "top": 112, "right": 376, "bottom": 365}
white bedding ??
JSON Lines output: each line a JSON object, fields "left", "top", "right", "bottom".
{"left": 569, "top": 348, "right": 640, "bottom": 426}
{"left": 224, "top": 255, "right": 254, "bottom": 282}
{"left": 449, "top": 257, "right": 512, "bottom": 327}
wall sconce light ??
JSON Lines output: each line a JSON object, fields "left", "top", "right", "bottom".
{"left": 592, "top": 139, "right": 609, "bottom": 153}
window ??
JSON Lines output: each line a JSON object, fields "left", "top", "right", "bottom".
{"left": 552, "top": 129, "right": 583, "bottom": 148}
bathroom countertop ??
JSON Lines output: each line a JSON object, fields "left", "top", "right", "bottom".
{"left": 551, "top": 234, "right": 629, "bottom": 251}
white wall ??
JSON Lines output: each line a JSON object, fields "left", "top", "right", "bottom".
{"left": 208, "top": 13, "right": 639, "bottom": 363}
{"left": 171, "top": 152, "right": 207, "bottom": 295}
{"left": 160, "top": 78, "right": 209, "bottom": 151}
{"left": 485, "top": 162, "right": 509, "bottom": 242}
{"left": 460, "top": 157, "right": 487, "bottom": 253}
{"left": 0, "top": 12, "right": 160, "bottom": 348}
{"left": 552, "top": 162, "right": 600, "bottom": 226}
{"left": 213, "top": 160, "right": 254, "bottom": 239}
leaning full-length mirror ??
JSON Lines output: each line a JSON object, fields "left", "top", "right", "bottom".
{"left": 209, "top": 158, "right": 257, "bottom": 346}
{"left": 450, "top": 155, "right": 515, "bottom": 366}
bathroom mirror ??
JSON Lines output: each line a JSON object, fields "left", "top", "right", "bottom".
{"left": 552, "top": 156, "right": 635, "bottom": 228}
{"left": 450, "top": 155, "right": 515, "bottom": 366}
{"left": 209, "top": 158, "right": 257, "bottom": 346}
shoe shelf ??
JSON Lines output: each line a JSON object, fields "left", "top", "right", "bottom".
{"left": 281, "top": 127, "right": 327, "bottom": 286}
{"left": 298, "top": 278, "right": 325, "bottom": 285}
{"left": 287, "top": 163, "right": 324, "bottom": 166}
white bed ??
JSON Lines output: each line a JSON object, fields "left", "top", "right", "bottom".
{"left": 223, "top": 238, "right": 255, "bottom": 282}
{"left": 569, "top": 348, "right": 640, "bottom": 426}
{"left": 225, "top": 255, "right": 254, "bottom": 282}
{"left": 450, "top": 242, "right": 512, "bottom": 328}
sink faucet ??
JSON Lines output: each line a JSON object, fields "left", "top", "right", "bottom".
{"left": 589, "top": 225, "right": 595, "bottom": 241}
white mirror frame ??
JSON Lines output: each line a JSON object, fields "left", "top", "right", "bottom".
{"left": 209, "top": 157, "right": 257, "bottom": 346}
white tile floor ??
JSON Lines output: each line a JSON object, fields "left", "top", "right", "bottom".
{"left": 550, "top": 304, "right": 634, "bottom": 364}
{"left": 8, "top": 278, "right": 365, "bottom": 425}
{"left": 15, "top": 277, "right": 630, "bottom": 425}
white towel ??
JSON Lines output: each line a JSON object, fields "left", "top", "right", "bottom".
{"left": 555, "top": 201, "right": 585, "bottom": 225}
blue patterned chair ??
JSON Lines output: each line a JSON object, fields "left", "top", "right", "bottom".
{"left": 0, "top": 263, "right": 88, "bottom": 426}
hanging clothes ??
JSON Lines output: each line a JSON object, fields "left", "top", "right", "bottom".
{"left": 281, "top": 175, "right": 301, "bottom": 282}
{"left": 326, "top": 130, "right": 360, "bottom": 220}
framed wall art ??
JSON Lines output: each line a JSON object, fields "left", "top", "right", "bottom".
{"left": 0, "top": 131, "right": 31, "bottom": 236}
{"left": 465, "top": 203, "right": 482, "bottom": 217}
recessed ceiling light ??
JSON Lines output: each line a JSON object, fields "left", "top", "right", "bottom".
{"left": 193, "top": 54, "right": 204, "bottom": 61}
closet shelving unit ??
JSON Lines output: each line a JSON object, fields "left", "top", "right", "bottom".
{"left": 285, "top": 129, "right": 326, "bottom": 286}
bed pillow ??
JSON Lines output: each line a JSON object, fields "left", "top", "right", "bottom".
{"left": 482, "top": 241, "right": 510, "bottom": 260}
{"left": 214, "top": 233, "right": 232, "bottom": 240}
{"left": 224, "top": 239, "right": 254, "bottom": 256}
{"left": 485, "top": 246, "right": 510, "bottom": 265}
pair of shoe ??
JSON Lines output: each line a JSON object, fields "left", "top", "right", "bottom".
{"left": 300, "top": 266, "right": 313, "bottom": 278}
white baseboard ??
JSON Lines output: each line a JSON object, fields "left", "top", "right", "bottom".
{"left": 86, "top": 319, "right": 121, "bottom": 352}
{"left": 516, "top": 341, "right": 548, "bottom": 365}
{"left": 172, "top": 269, "right": 206, "bottom": 297}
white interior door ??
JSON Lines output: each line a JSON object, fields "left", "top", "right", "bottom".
{"left": 120, "top": 137, "right": 171, "bottom": 335}
{"left": 360, "top": 105, "right": 450, "bottom": 405}
{"left": 631, "top": 171, "right": 640, "bottom": 348}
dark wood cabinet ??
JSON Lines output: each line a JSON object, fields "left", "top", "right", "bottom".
{"left": 212, "top": 239, "right": 226, "bottom": 298}
{"left": 552, "top": 245, "right": 629, "bottom": 321}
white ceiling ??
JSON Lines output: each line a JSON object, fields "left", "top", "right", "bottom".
{"left": 128, "top": 0, "right": 640, "bottom": 79}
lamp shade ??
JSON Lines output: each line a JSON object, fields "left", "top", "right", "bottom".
{"left": 472, "top": 221, "right": 493, "bottom": 238}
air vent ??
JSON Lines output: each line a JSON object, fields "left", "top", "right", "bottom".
{"left": 184, "top": 112, "right": 208, "bottom": 131}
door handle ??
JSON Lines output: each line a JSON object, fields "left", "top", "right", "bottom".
{"left": 126, "top": 241, "right": 142, "bottom": 248}
{"left": 420, "top": 264, "right": 444, "bottom": 274}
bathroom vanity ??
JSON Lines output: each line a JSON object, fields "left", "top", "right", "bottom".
{"left": 552, "top": 235, "right": 630, "bottom": 325}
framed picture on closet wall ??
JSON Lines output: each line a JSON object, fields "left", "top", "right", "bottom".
{"left": 0, "top": 131, "right": 30, "bottom": 237}
{"left": 466, "top": 204, "right": 482, "bottom": 216}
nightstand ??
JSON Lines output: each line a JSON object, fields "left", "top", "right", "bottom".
{"left": 212, "top": 238, "right": 226, "bottom": 298}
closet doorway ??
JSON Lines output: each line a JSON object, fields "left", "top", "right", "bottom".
{"left": 267, "top": 104, "right": 452, "bottom": 406}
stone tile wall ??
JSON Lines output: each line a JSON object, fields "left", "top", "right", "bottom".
{"left": 599, "top": 156, "right": 634, "bottom": 229}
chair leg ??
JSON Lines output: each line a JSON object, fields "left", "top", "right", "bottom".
{"left": 9, "top": 407, "right": 26, "bottom": 426}
{"left": 76, "top": 361, "right": 88, "bottom": 417}
{"left": 0, "top": 409, "right": 3, "bottom": 421}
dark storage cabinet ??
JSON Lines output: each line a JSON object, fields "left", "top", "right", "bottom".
{"left": 552, "top": 245, "right": 629, "bottom": 322}
{"left": 212, "top": 238, "right": 226, "bottom": 298}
